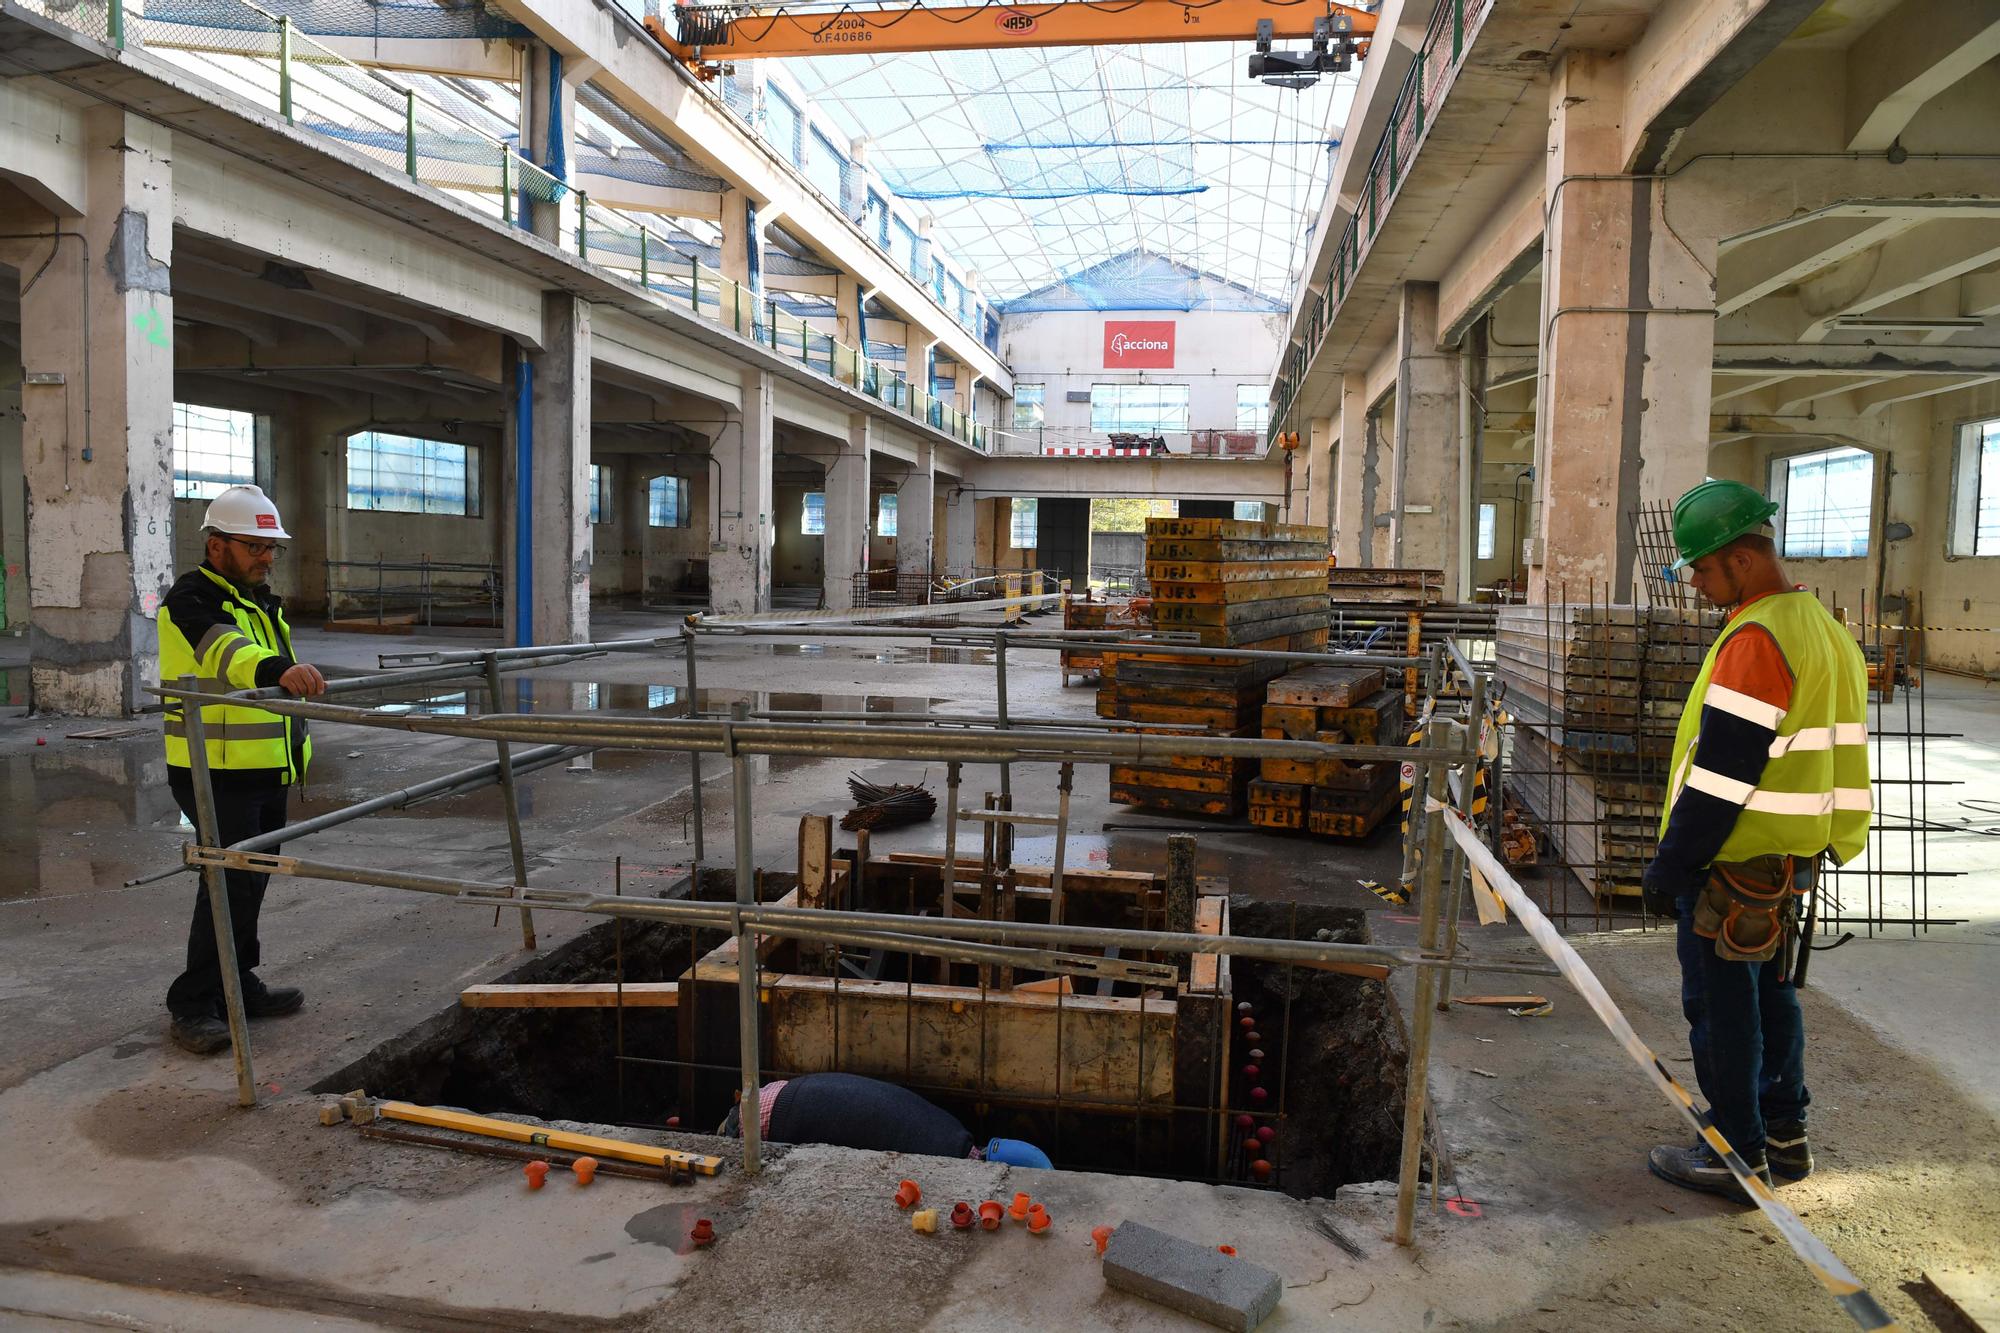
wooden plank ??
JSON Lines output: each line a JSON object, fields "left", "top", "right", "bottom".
{"left": 1266, "top": 665, "right": 1385, "bottom": 709}
{"left": 1316, "top": 689, "right": 1405, "bottom": 745}
{"left": 748, "top": 969, "right": 1178, "bottom": 1106}
{"left": 460, "top": 983, "right": 680, "bottom": 1009}
{"left": 380, "top": 1101, "right": 722, "bottom": 1174}
{"left": 798, "top": 814, "right": 835, "bottom": 910}
{"left": 1927, "top": 1270, "right": 2000, "bottom": 1332}
{"left": 1149, "top": 574, "right": 1330, "bottom": 603}
{"left": 1453, "top": 994, "right": 1549, "bottom": 1007}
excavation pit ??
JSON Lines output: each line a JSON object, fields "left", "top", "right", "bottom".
{"left": 320, "top": 859, "right": 1410, "bottom": 1199}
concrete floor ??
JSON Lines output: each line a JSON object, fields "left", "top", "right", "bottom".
{"left": 0, "top": 613, "right": 1994, "bottom": 1331}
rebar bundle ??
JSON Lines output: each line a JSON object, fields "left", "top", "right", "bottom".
{"left": 842, "top": 774, "right": 938, "bottom": 831}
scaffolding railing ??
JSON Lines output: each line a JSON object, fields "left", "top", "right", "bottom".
{"left": 324, "top": 557, "right": 503, "bottom": 629}
{"left": 26, "top": 0, "right": 989, "bottom": 454}
{"left": 1268, "top": 0, "right": 1495, "bottom": 439}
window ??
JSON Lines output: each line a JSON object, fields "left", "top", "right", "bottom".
{"left": 1477, "top": 503, "right": 1497, "bottom": 560}
{"left": 648, "top": 475, "right": 689, "bottom": 528}
{"left": 1770, "top": 446, "right": 1872, "bottom": 559}
{"left": 1013, "top": 385, "right": 1046, "bottom": 429}
{"left": 1950, "top": 419, "right": 2000, "bottom": 557}
{"left": 877, "top": 493, "right": 898, "bottom": 537}
{"left": 801, "top": 491, "right": 826, "bottom": 536}
{"left": 1090, "top": 383, "right": 1190, "bottom": 433}
{"left": 893, "top": 219, "right": 920, "bottom": 278}
{"left": 347, "top": 432, "right": 480, "bottom": 516}
{"left": 865, "top": 192, "right": 890, "bottom": 247}
{"left": 1010, "top": 497, "right": 1038, "bottom": 549}
{"left": 648, "top": 684, "right": 680, "bottom": 710}
{"left": 764, "top": 88, "right": 801, "bottom": 164}
{"left": 1232, "top": 501, "right": 1266, "bottom": 522}
{"left": 588, "top": 464, "right": 609, "bottom": 525}
{"left": 805, "top": 127, "right": 845, "bottom": 203}
{"left": 1235, "top": 385, "right": 1270, "bottom": 433}
{"left": 173, "top": 403, "right": 257, "bottom": 500}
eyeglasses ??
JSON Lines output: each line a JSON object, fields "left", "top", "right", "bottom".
{"left": 221, "top": 535, "right": 286, "bottom": 558}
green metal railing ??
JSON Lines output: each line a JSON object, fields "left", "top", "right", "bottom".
{"left": 23, "top": 0, "right": 989, "bottom": 453}
{"left": 1268, "top": 0, "right": 1491, "bottom": 442}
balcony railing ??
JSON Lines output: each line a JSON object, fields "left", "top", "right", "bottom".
{"left": 16, "top": 0, "right": 989, "bottom": 453}
{"left": 1267, "top": 0, "right": 1494, "bottom": 441}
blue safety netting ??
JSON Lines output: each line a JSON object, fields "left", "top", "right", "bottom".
{"left": 999, "top": 251, "right": 1286, "bottom": 313}
{"left": 147, "top": 0, "right": 522, "bottom": 38}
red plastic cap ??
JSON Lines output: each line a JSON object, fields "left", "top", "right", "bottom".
{"left": 1217, "top": 1244, "right": 1237, "bottom": 1256}
{"left": 978, "top": 1200, "right": 1004, "bottom": 1230}
{"left": 1256, "top": 1126, "right": 1276, "bottom": 1144}
{"left": 572, "top": 1156, "right": 598, "bottom": 1185}
{"left": 894, "top": 1179, "right": 923, "bottom": 1209}
{"left": 950, "top": 1202, "right": 976, "bottom": 1229}
{"left": 1026, "top": 1204, "right": 1052, "bottom": 1235}
{"left": 689, "top": 1218, "right": 716, "bottom": 1246}
{"left": 523, "top": 1160, "right": 550, "bottom": 1190}
{"left": 1091, "top": 1224, "right": 1113, "bottom": 1256}
{"left": 1250, "top": 1159, "right": 1272, "bottom": 1181}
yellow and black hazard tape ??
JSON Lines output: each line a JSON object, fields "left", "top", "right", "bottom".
{"left": 1358, "top": 878, "right": 1407, "bottom": 907}
{"left": 1434, "top": 802, "right": 1899, "bottom": 1331}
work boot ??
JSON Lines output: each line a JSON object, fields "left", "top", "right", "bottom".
{"left": 1765, "top": 1120, "right": 1813, "bottom": 1181}
{"left": 169, "top": 1013, "right": 231, "bottom": 1055}
{"left": 1647, "top": 1140, "right": 1772, "bottom": 1205}
{"left": 241, "top": 980, "right": 305, "bottom": 1019}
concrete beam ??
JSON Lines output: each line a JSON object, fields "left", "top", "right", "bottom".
{"left": 174, "top": 254, "right": 367, "bottom": 348}
{"left": 1798, "top": 218, "right": 2000, "bottom": 340}
{"left": 1623, "top": 0, "right": 1823, "bottom": 172}
{"left": 1715, "top": 217, "right": 1918, "bottom": 317}
{"left": 957, "top": 455, "right": 1286, "bottom": 505}
{"left": 1846, "top": 0, "right": 2000, "bottom": 152}
{"left": 0, "top": 73, "right": 86, "bottom": 215}
{"left": 1960, "top": 266, "right": 2000, "bottom": 318}
{"left": 1840, "top": 372, "right": 1999, "bottom": 417}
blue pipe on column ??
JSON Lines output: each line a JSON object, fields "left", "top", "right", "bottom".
{"left": 545, "top": 50, "right": 567, "bottom": 182}
{"left": 514, "top": 355, "right": 534, "bottom": 648}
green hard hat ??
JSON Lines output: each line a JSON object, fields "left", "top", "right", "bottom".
{"left": 1671, "top": 479, "right": 1780, "bottom": 569}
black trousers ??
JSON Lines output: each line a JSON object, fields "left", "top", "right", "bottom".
{"left": 165, "top": 775, "right": 290, "bottom": 1020}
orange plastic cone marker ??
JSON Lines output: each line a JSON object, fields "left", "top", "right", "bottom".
{"left": 1008, "top": 1191, "right": 1032, "bottom": 1222}
{"left": 1026, "top": 1204, "right": 1052, "bottom": 1235}
{"left": 978, "top": 1200, "right": 1004, "bottom": 1230}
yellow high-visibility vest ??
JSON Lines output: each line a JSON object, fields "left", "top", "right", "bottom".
{"left": 159, "top": 566, "right": 311, "bottom": 782}
{"left": 1662, "top": 591, "right": 1869, "bottom": 865}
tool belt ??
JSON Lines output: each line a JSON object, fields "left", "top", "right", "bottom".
{"left": 1693, "top": 854, "right": 1810, "bottom": 964}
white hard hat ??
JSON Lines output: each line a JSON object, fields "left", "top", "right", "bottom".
{"left": 201, "top": 484, "right": 291, "bottom": 540}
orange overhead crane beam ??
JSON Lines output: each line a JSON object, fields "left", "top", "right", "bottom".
{"left": 643, "top": 0, "right": 1374, "bottom": 70}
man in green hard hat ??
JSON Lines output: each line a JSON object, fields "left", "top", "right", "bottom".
{"left": 1641, "top": 479, "right": 1870, "bottom": 1204}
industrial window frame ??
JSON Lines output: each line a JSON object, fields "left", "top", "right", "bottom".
{"left": 1012, "top": 385, "right": 1046, "bottom": 429}
{"left": 893, "top": 218, "right": 921, "bottom": 278}
{"left": 804, "top": 125, "right": 846, "bottom": 203}
{"left": 877, "top": 492, "right": 899, "bottom": 537}
{"left": 346, "top": 431, "right": 481, "bottom": 518}
{"left": 1090, "top": 383, "right": 1190, "bottom": 434}
{"left": 588, "top": 464, "right": 610, "bottom": 526}
{"left": 1235, "top": 385, "right": 1270, "bottom": 433}
{"left": 801, "top": 490, "right": 827, "bottom": 536}
{"left": 647, "top": 474, "right": 690, "bottom": 528}
{"left": 764, "top": 87, "right": 803, "bottom": 165}
{"left": 1009, "top": 497, "right": 1038, "bottom": 549}
{"left": 1949, "top": 418, "right": 2000, "bottom": 557}
{"left": 1231, "top": 501, "right": 1265, "bottom": 521}
{"left": 1769, "top": 445, "right": 1873, "bottom": 560}
{"left": 172, "top": 402, "right": 260, "bottom": 501}
{"left": 865, "top": 191, "right": 890, "bottom": 247}
{"left": 1477, "top": 502, "right": 1497, "bottom": 560}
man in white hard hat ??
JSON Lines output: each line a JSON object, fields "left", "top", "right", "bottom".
{"left": 158, "top": 484, "right": 327, "bottom": 1055}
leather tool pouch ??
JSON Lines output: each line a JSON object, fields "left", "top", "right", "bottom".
{"left": 1693, "top": 855, "right": 1804, "bottom": 964}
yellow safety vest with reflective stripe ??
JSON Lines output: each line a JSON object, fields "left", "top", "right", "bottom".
{"left": 1662, "top": 591, "right": 1870, "bottom": 865}
{"left": 159, "top": 566, "right": 312, "bottom": 783}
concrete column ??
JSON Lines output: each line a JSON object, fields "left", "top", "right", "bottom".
{"left": 283, "top": 403, "right": 335, "bottom": 617}
{"left": 1, "top": 368, "right": 24, "bottom": 635}
{"left": 506, "top": 293, "right": 592, "bottom": 645}
{"left": 1303, "top": 415, "right": 1335, "bottom": 531}
{"left": 1531, "top": 51, "right": 1714, "bottom": 602}
{"left": 711, "top": 368, "right": 774, "bottom": 613}
{"left": 1331, "top": 372, "right": 1375, "bottom": 566}
{"left": 619, "top": 457, "right": 648, "bottom": 596}
{"left": 822, "top": 415, "right": 871, "bottom": 610}
{"left": 834, "top": 272, "right": 864, "bottom": 349}
{"left": 899, "top": 443, "right": 935, "bottom": 581}
{"left": 1389, "top": 282, "right": 1462, "bottom": 593}
{"left": 943, "top": 481, "right": 975, "bottom": 579}
{"left": 518, "top": 42, "right": 576, "bottom": 244}
{"left": 11, "top": 108, "right": 175, "bottom": 714}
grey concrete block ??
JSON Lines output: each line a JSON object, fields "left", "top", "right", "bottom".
{"left": 1101, "top": 1221, "right": 1282, "bottom": 1332}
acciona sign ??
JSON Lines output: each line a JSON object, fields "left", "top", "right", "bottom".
{"left": 1102, "top": 320, "right": 1175, "bottom": 369}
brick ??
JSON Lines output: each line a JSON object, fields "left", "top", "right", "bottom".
{"left": 1101, "top": 1221, "right": 1282, "bottom": 1332}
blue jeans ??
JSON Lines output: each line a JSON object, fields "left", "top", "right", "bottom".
{"left": 1674, "top": 883, "right": 1810, "bottom": 1160}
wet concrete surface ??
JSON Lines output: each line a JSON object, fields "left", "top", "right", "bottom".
{"left": 0, "top": 611, "right": 1994, "bottom": 1329}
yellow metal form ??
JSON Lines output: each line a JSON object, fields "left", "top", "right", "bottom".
{"left": 379, "top": 1100, "right": 724, "bottom": 1175}
{"left": 644, "top": 0, "right": 1374, "bottom": 70}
